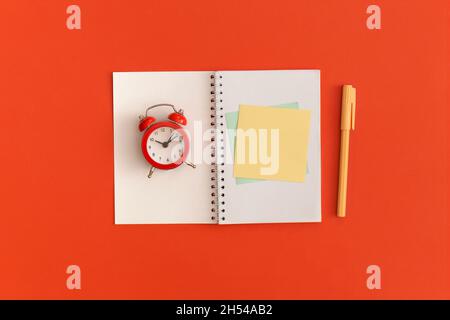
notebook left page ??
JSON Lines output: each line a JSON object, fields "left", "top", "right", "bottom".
{"left": 113, "top": 71, "right": 215, "bottom": 224}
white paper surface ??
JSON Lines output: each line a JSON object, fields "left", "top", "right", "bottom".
{"left": 216, "top": 70, "right": 322, "bottom": 224}
{"left": 113, "top": 71, "right": 214, "bottom": 224}
{"left": 112, "top": 70, "right": 321, "bottom": 225}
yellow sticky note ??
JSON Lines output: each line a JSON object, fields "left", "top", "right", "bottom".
{"left": 234, "top": 105, "right": 311, "bottom": 182}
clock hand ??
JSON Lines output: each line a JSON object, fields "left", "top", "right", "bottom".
{"left": 154, "top": 140, "right": 164, "bottom": 145}
{"left": 167, "top": 133, "right": 179, "bottom": 144}
{"left": 168, "top": 133, "right": 176, "bottom": 143}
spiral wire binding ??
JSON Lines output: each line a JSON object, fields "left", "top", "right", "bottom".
{"left": 209, "top": 72, "right": 226, "bottom": 222}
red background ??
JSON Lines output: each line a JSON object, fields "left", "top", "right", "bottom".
{"left": 0, "top": 0, "right": 448, "bottom": 299}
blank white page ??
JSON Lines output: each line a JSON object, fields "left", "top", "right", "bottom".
{"left": 113, "top": 71, "right": 214, "bottom": 224}
{"left": 216, "top": 70, "right": 321, "bottom": 224}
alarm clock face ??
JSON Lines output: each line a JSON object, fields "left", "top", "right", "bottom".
{"left": 141, "top": 122, "right": 190, "bottom": 170}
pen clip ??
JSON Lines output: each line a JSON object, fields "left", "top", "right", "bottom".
{"left": 351, "top": 87, "right": 356, "bottom": 130}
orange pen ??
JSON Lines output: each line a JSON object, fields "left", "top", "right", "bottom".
{"left": 337, "top": 85, "right": 356, "bottom": 218}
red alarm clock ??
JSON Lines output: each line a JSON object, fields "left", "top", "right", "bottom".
{"left": 138, "top": 103, "right": 196, "bottom": 178}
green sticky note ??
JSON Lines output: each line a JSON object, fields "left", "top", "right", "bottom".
{"left": 225, "top": 102, "right": 309, "bottom": 184}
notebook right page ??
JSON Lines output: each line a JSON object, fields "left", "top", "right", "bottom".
{"left": 216, "top": 70, "right": 321, "bottom": 224}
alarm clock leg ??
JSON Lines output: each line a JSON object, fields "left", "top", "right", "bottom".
{"left": 185, "top": 161, "right": 196, "bottom": 169}
{"left": 147, "top": 166, "right": 156, "bottom": 178}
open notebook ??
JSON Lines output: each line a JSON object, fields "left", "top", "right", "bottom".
{"left": 113, "top": 70, "right": 321, "bottom": 224}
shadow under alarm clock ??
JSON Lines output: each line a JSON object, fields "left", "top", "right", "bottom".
{"left": 138, "top": 103, "right": 196, "bottom": 179}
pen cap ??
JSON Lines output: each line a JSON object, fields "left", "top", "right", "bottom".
{"left": 341, "top": 85, "right": 356, "bottom": 130}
